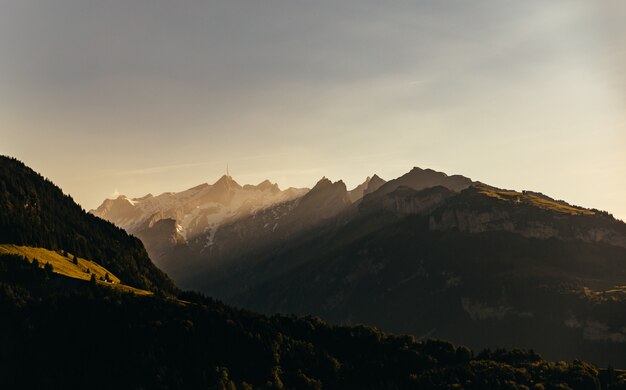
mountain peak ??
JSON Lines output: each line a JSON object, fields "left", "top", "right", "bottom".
{"left": 133, "top": 193, "right": 153, "bottom": 201}
{"left": 212, "top": 175, "right": 242, "bottom": 190}
{"left": 364, "top": 174, "right": 386, "bottom": 196}
{"left": 348, "top": 175, "right": 385, "bottom": 203}
{"left": 290, "top": 176, "right": 350, "bottom": 224}
{"left": 243, "top": 179, "right": 280, "bottom": 193}
{"left": 400, "top": 167, "right": 470, "bottom": 189}
{"left": 312, "top": 176, "right": 333, "bottom": 189}
{"left": 305, "top": 177, "right": 346, "bottom": 197}
{"left": 359, "top": 167, "right": 471, "bottom": 211}
{"left": 257, "top": 179, "right": 280, "bottom": 192}
{"left": 409, "top": 166, "right": 447, "bottom": 176}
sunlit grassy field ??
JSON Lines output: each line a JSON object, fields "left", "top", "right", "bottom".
{"left": 0, "top": 244, "right": 151, "bottom": 295}
{"left": 476, "top": 186, "right": 595, "bottom": 215}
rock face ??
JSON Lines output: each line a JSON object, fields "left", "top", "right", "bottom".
{"left": 383, "top": 185, "right": 456, "bottom": 215}
{"left": 430, "top": 208, "right": 626, "bottom": 248}
{"left": 428, "top": 185, "right": 626, "bottom": 248}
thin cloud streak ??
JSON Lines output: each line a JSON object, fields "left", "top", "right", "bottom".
{"left": 101, "top": 162, "right": 212, "bottom": 177}
{"left": 99, "top": 152, "right": 297, "bottom": 178}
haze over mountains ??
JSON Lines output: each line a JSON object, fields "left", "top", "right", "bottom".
{"left": 93, "top": 175, "right": 307, "bottom": 241}
{"left": 92, "top": 165, "right": 626, "bottom": 366}
{"left": 91, "top": 173, "right": 385, "bottom": 280}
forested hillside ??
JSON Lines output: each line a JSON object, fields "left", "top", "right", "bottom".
{"left": 1, "top": 253, "right": 621, "bottom": 390}
{"left": 0, "top": 156, "right": 175, "bottom": 292}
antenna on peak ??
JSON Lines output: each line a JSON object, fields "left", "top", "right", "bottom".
{"left": 226, "top": 163, "right": 229, "bottom": 177}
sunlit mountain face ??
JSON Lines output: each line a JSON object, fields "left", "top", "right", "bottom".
{"left": 90, "top": 171, "right": 391, "bottom": 283}
{"left": 92, "top": 175, "right": 307, "bottom": 247}
{"left": 91, "top": 175, "right": 309, "bottom": 278}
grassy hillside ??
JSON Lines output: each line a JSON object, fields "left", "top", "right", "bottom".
{"left": 0, "top": 156, "right": 176, "bottom": 293}
{"left": 0, "top": 244, "right": 151, "bottom": 295}
{"left": 476, "top": 184, "right": 595, "bottom": 215}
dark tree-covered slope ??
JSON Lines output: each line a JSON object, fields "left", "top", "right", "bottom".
{"left": 1, "top": 253, "right": 621, "bottom": 390}
{"left": 0, "top": 156, "right": 175, "bottom": 292}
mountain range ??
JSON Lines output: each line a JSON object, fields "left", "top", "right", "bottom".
{"left": 4, "top": 155, "right": 621, "bottom": 388}
{"left": 92, "top": 174, "right": 308, "bottom": 280}
{"left": 93, "top": 165, "right": 626, "bottom": 367}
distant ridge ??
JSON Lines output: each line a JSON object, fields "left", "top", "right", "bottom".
{"left": 90, "top": 173, "right": 309, "bottom": 278}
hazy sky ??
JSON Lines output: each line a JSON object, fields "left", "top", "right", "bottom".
{"left": 1, "top": 1, "right": 625, "bottom": 219}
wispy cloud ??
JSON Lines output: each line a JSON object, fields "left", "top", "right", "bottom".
{"left": 101, "top": 162, "right": 212, "bottom": 177}
{"left": 100, "top": 153, "right": 296, "bottom": 178}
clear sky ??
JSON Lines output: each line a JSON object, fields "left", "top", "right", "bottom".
{"left": 1, "top": 1, "right": 625, "bottom": 219}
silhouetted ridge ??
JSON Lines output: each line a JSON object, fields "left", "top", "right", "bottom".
{"left": 243, "top": 179, "right": 280, "bottom": 193}
{"left": 291, "top": 177, "right": 351, "bottom": 223}
{"left": 301, "top": 177, "right": 348, "bottom": 203}
{"left": 133, "top": 193, "right": 153, "bottom": 201}
{"left": 348, "top": 175, "right": 383, "bottom": 203}
{"left": 360, "top": 166, "right": 472, "bottom": 210}
{"left": 364, "top": 174, "right": 386, "bottom": 195}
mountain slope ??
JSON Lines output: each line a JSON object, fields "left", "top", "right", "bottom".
{"left": 158, "top": 166, "right": 626, "bottom": 366}
{"left": 0, "top": 156, "right": 175, "bottom": 293}
{"left": 227, "top": 183, "right": 626, "bottom": 366}
{"left": 183, "top": 168, "right": 474, "bottom": 295}
{"left": 180, "top": 178, "right": 354, "bottom": 293}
